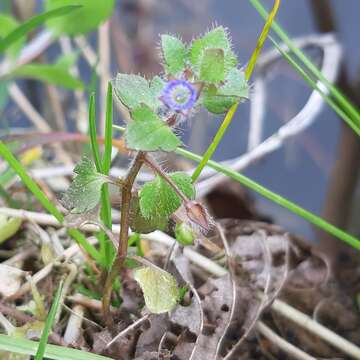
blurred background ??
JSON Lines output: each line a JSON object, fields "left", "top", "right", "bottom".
{"left": 1, "top": 0, "right": 360, "bottom": 248}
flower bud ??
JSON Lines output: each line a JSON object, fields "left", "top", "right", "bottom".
{"left": 185, "top": 201, "right": 212, "bottom": 232}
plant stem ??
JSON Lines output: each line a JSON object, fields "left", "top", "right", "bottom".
{"left": 102, "top": 151, "right": 144, "bottom": 323}
{"left": 191, "top": 0, "right": 281, "bottom": 182}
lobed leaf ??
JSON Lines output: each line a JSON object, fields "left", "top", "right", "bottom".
{"left": 61, "top": 157, "right": 108, "bottom": 214}
{"left": 161, "top": 35, "right": 187, "bottom": 75}
{"left": 134, "top": 266, "right": 179, "bottom": 314}
{"left": 114, "top": 74, "right": 159, "bottom": 111}
{"left": 139, "top": 172, "right": 195, "bottom": 219}
{"left": 125, "top": 105, "right": 181, "bottom": 152}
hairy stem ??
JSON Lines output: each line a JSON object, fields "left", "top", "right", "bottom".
{"left": 144, "top": 154, "right": 189, "bottom": 203}
{"left": 102, "top": 151, "right": 144, "bottom": 323}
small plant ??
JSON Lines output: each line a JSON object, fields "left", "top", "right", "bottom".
{"left": 61, "top": 26, "right": 249, "bottom": 317}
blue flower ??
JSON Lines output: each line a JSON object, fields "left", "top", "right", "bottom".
{"left": 161, "top": 79, "right": 197, "bottom": 112}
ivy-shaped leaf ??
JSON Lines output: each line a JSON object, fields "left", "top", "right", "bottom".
{"left": 203, "top": 68, "right": 248, "bottom": 114}
{"left": 45, "top": 0, "right": 115, "bottom": 35}
{"left": 61, "top": 157, "right": 108, "bottom": 213}
{"left": 134, "top": 266, "right": 179, "bottom": 314}
{"left": 139, "top": 172, "right": 195, "bottom": 219}
{"left": 125, "top": 104, "right": 181, "bottom": 151}
{"left": 161, "top": 34, "right": 187, "bottom": 75}
{"left": 130, "top": 195, "right": 168, "bottom": 234}
{"left": 190, "top": 26, "right": 237, "bottom": 75}
{"left": 199, "top": 48, "right": 225, "bottom": 83}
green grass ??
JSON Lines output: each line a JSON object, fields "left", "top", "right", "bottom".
{"left": 0, "top": 5, "right": 81, "bottom": 54}
{"left": 101, "top": 83, "right": 115, "bottom": 264}
{"left": 269, "top": 36, "right": 360, "bottom": 137}
{"left": 178, "top": 147, "right": 360, "bottom": 251}
{"left": 191, "top": 0, "right": 280, "bottom": 182}
{"left": 35, "top": 281, "right": 64, "bottom": 360}
{"left": 88, "top": 84, "right": 115, "bottom": 267}
{"left": 249, "top": 0, "right": 360, "bottom": 136}
{"left": 0, "top": 335, "right": 111, "bottom": 360}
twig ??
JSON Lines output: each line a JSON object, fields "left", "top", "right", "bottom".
{"left": 8, "top": 83, "right": 73, "bottom": 165}
{"left": 2, "top": 207, "right": 359, "bottom": 357}
{"left": 256, "top": 321, "right": 316, "bottom": 360}
{"left": 105, "top": 314, "right": 150, "bottom": 349}
{"left": 63, "top": 304, "right": 84, "bottom": 346}
{"left": 68, "top": 293, "right": 115, "bottom": 313}
{"left": 5, "top": 237, "right": 97, "bottom": 301}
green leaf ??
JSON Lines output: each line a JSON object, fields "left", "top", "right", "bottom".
{"left": 139, "top": 172, "right": 195, "bottom": 219}
{"left": 134, "top": 266, "right": 179, "bottom": 314}
{"left": 130, "top": 195, "right": 168, "bottom": 234}
{"left": 0, "top": 5, "right": 81, "bottom": 54}
{"left": 12, "top": 64, "right": 84, "bottom": 90}
{"left": 45, "top": 0, "right": 115, "bottom": 35}
{"left": 34, "top": 282, "right": 63, "bottom": 360}
{"left": 0, "top": 15, "right": 24, "bottom": 58}
{"left": 161, "top": 35, "right": 187, "bottom": 75}
{"left": 190, "top": 26, "right": 237, "bottom": 74}
{"left": 62, "top": 157, "right": 108, "bottom": 214}
{"left": 0, "top": 334, "right": 112, "bottom": 360}
{"left": 125, "top": 105, "right": 181, "bottom": 152}
{"left": 0, "top": 141, "right": 102, "bottom": 264}
{"left": 114, "top": 74, "right": 157, "bottom": 110}
{"left": 199, "top": 48, "right": 225, "bottom": 83}
{"left": 175, "top": 222, "right": 194, "bottom": 246}
{"left": 203, "top": 68, "right": 248, "bottom": 114}
{"left": 0, "top": 215, "right": 22, "bottom": 244}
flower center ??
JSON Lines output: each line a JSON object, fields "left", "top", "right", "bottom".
{"left": 161, "top": 80, "right": 197, "bottom": 112}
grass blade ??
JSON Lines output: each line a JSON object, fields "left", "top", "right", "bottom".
{"left": 101, "top": 83, "right": 115, "bottom": 264}
{"left": 0, "top": 5, "right": 81, "bottom": 54}
{"left": 0, "top": 141, "right": 101, "bottom": 263}
{"left": 113, "top": 123, "right": 360, "bottom": 251}
{"left": 177, "top": 147, "right": 360, "bottom": 251}
{"left": 249, "top": 0, "right": 360, "bottom": 133}
{"left": 88, "top": 87, "right": 115, "bottom": 266}
{"left": 269, "top": 36, "right": 360, "bottom": 137}
{"left": 34, "top": 281, "right": 64, "bottom": 360}
{"left": 191, "top": 0, "right": 280, "bottom": 182}
{"left": 88, "top": 94, "right": 103, "bottom": 173}
{"left": 0, "top": 335, "right": 111, "bottom": 360}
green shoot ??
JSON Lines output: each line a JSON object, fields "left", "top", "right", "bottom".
{"left": 34, "top": 281, "right": 64, "bottom": 360}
